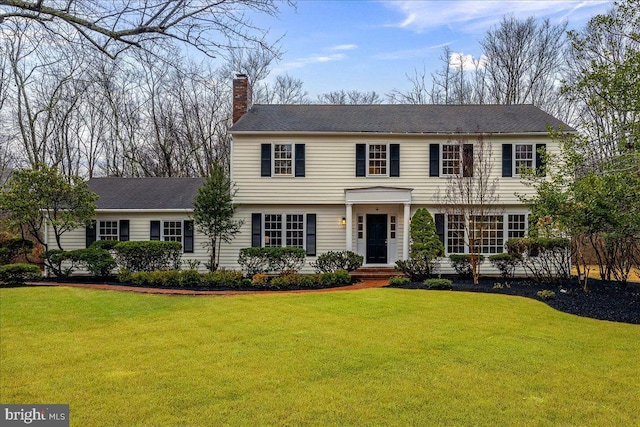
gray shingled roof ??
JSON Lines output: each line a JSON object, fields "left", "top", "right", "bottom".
{"left": 88, "top": 177, "right": 205, "bottom": 210}
{"left": 230, "top": 104, "right": 574, "bottom": 134}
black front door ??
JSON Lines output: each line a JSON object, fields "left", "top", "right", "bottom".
{"left": 366, "top": 214, "right": 387, "bottom": 264}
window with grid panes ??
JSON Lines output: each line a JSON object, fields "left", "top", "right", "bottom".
{"left": 163, "top": 221, "right": 182, "bottom": 243}
{"left": 514, "top": 144, "right": 533, "bottom": 175}
{"left": 447, "top": 215, "right": 465, "bottom": 253}
{"left": 442, "top": 144, "right": 461, "bottom": 175}
{"left": 471, "top": 215, "right": 504, "bottom": 254}
{"left": 368, "top": 144, "right": 387, "bottom": 175}
{"left": 99, "top": 221, "right": 118, "bottom": 240}
{"left": 264, "top": 214, "right": 282, "bottom": 247}
{"left": 508, "top": 214, "right": 527, "bottom": 240}
{"left": 274, "top": 144, "right": 293, "bottom": 175}
{"left": 286, "top": 214, "right": 304, "bottom": 248}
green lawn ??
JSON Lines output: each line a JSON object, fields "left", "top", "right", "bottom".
{"left": 1, "top": 287, "right": 638, "bottom": 426}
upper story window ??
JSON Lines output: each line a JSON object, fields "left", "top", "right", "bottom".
{"left": 368, "top": 144, "right": 388, "bottom": 176}
{"left": 514, "top": 144, "right": 534, "bottom": 175}
{"left": 273, "top": 144, "right": 293, "bottom": 176}
{"left": 442, "top": 144, "right": 461, "bottom": 176}
{"left": 98, "top": 221, "right": 118, "bottom": 240}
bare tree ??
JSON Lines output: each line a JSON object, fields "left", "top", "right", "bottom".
{"left": 0, "top": 0, "right": 290, "bottom": 58}
{"left": 387, "top": 64, "right": 432, "bottom": 104}
{"left": 436, "top": 133, "right": 500, "bottom": 284}
{"left": 317, "top": 89, "right": 382, "bottom": 104}
{"left": 258, "top": 73, "right": 309, "bottom": 104}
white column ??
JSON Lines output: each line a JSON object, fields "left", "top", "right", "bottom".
{"left": 403, "top": 203, "right": 411, "bottom": 260}
{"left": 346, "top": 203, "right": 353, "bottom": 251}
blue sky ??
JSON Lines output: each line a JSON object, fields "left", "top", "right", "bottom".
{"left": 249, "top": 0, "right": 614, "bottom": 98}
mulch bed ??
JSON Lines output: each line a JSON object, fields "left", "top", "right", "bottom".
{"left": 386, "top": 277, "right": 640, "bottom": 324}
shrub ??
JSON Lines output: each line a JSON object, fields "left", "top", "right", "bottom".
{"left": 179, "top": 269, "right": 201, "bottom": 288}
{"left": 333, "top": 269, "right": 352, "bottom": 285}
{"left": 506, "top": 238, "right": 570, "bottom": 284}
{"left": 89, "top": 240, "right": 119, "bottom": 251}
{"left": 200, "top": 269, "right": 244, "bottom": 288}
{"left": 0, "top": 238, "right": 35, "bottom": 264}
{"left": 114, "top": 241, "right": 182, "bottom": 273}
{"left": 75, "top": 248, "right": 116, "bottom": 277}
{"left": 238, "top": 247, "right": 306, "bottom": 275}
{"left": 424, "top": 278, "right": 453, "bottom": 290}
{"left": 449, "top": 254, "right": 485, "bottom": 278}
{"left": 409, "top": 208, "right": 444, "bottom": 259}
{"left": 130, "top": 270, "right": 182, "bottom": 287}
{"left": 269, "top": 276, "right": 286, "bottom": 289}
{"left": 297, "top": 275, "right": 318, "bottom": 288}
{"left": 537, "top": 289, "right": 556, "bottom": 300}
{"left": 0, "top": 263, "right": 41, "bottom": 285}
{"left": 395, "top": 254, "right": 440, "bottom": 281}
{"left": 488, "top": 253, "right": 520, "bottom": 279}
{"left": 312, "top": 251, "right": 363, "bottom": 273}
{"left": 388, "top": 276, "right": 410, "bottom": 286}
{"left": 238, "top": 247, "right": 270, "bottom": 276}
{"left": 42, "top": 250, "right": 78, "bottom": 278}
{"left": 117, "top": 268, "right": 132, "bottom": 283}
{"left": 318, "top": 272, "right": 336, "bottom": 287}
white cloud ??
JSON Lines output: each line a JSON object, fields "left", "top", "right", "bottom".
{"left": 272, "top": 53, "right": 347, "bottom": 74}
{"left": 331, "top": 44, "right": 358, "bottom": 51}
{"left": 448, "top": 52, "right": 487, "bottom": 70}
{"left": 385, "top": 0, "right": 612, "bottom": 33}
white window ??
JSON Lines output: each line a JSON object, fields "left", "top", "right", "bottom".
{"left": 286, "top": 214, "right": 304, "bottom": 248}
{"left": 390, "top": 216, "right": 397, "bottom": 239}
{"left": 368, "top": 144, "right": 388, "bottom": 176}
{"left": 442, "top": 144, "right": 461, "bottom": 176}
{"left": 514, "top": 144, "right": 534, "bottom": 175}
{"left": 273, "top": 144, "right": 293, "bottom": 176}
{"left": 264, "top": 214, "right": 282, "bottom": 247}
{"left": 98, "top": 220, "right": 118, "bottom": 240}
{"left": 508, "top": 214, "right": 527, "bottom": 240}
{"left": 357, "top": 215, "right": 364, "bottom": 239}
{"left": 471, "top": 215, "right": 504, "bottom": 254}
{"left": 163, "top": 221, "right": 182, "bottom": 243}
{"left": 447, "top": 215, "right": 465, "bottom": 254}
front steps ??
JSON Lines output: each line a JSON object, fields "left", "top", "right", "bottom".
{"left": 350, "top": 267, "right": 403, "bottom": 282}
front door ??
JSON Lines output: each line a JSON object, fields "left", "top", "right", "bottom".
{"left": 366, "top": 214, "right": 387, "bottom": 264}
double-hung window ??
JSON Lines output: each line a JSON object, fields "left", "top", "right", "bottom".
{"left": 163, "top": 221, "right": 182, "bottom": 243}
{"left": 264, "top": 214, "right": 283, "bottom": 247}
{"left": 447, "top": 215, "right": 465, "bottom": 254}
{"left": 442, "top": 144, "right": 461, "bottom": 176}
{"left": 514, "top": 144, "right": 534, "bottom": 175}
{"left": 273, "top": 144, "right": 293, "bottom": 176}
{"left": 471, "top": 215, "right": 504, "bottom": 254}
{"left": 98, "top": 220, "right": 118, "bottom": 240}
{"left": 263, "top": 214, "right": 305, "bottom": 249}
{"left": 286, "top": 214, "right": 305, "bottom": 248}
{"left": 368, "top": 144, "right": 388, "bottom": 176}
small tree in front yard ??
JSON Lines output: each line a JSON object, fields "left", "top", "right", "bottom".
{"left": 395, "top": 208, "right": 444, "bottom": 281}
{"left": 193, "top": 164, "right": 243, "bottom": 272}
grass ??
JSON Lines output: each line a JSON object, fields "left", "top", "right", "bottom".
{"left": 1, "top": 287, "right": 639, "bottom": 426}
{"left": 572, "top": 265, "right": 640, "bottom": 283}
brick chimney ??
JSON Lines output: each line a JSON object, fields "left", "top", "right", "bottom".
{"left": 232, "top": 74, "right": 251, "bottom": 124}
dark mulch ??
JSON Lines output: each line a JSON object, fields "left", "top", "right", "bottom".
{"left": 387, "top": 277, "right": 640, "bottom": 325}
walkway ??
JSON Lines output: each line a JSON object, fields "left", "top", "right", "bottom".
{"left": 27, "top": 279, "right": 389, "bottom": 296}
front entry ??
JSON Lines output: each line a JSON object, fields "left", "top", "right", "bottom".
{"left": 366, "top": 214, "right": 387, "bottom": 264}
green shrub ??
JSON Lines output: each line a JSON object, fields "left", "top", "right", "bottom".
{"left": 395, "top": 254, "right": 440, "bottom": 281}
{"left": 179, "top": 270, "right": 201, "bottom": 288}
{"left": 0, "top": 238, "right": 35, "bottom": 264}
{"left": 449, "top": 254, "right": 485, "bottom": 278}
{"left": 269, "top": 276, "right": 286, "bottom": 289}
{"left": 388, "top": 276, "right": 410, "bottom": 286}
{"left": 117, "top": 268, "right": 132, "bottom": 283}
{"left": 333, "top": 269, "right": 352, "bottom": 285}
{"left": 488, "top": 253, "right": 520, "bottom": 279}
{"left": 238, "top": 248, "right": 270, "bottom": 276}
{"left": 297, "top": 275, "right": 318, "bottom": 288}
{"left": 506, "top": 238, "right": 570, "bottom": 284}
{"left": 424, "top": 278, "right": 453, "bottom": 290}
{"left": 312, "top": 251, "right": 363, "bottom": 273}
{"left": 129, "top": 270, "right": 183, "bottom": 287}
{"left": 409, "top": 208, "right": 444, "bottom": 258}
{"left": 90, "top": 240, "right": 119, "bottom": 251}
{"left": 42, "top": 250, "right": 78, "bottom": 278}
{"left": 74, "top": 248, "right": 116, "bottom": 277}
{"left": 319, "top": 272, "right": 336, "bottom": 287}
{"left": 114, "top": 241, "right": 181, "bottom": 273}
{"left": 250, "top": 273, "right": 269, "bottom": 288}
{"left": 238, "top": 247, "right": 306, "bottom": 275}
{"left": 537, "top": 289, "right": 556, "bottom": 300}
{"left": 0, "top": 263, "right": 41, "bottom": 285}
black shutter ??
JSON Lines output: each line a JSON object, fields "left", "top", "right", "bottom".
{"left": 535, "top": 144, "right": 546, "bottom": 177}
{"left": 435, "top": 214, "right": 445, "bottom": 247}
{"left": 306, "top": 214, "right": 316, "bottom": 256}
{"left": 86, "top": 220, "right": 97, "bottom": 248}
{"left": 295, "top": 144, "right": 305, "bottom": 177}
{"left": 150, "top": 221, "right": 161, "bottom": 240}
{"left": 502, "top": 144, "right": 513, "bottom": 177}
{"left": 390, "top": 144, "right": 400, "bottom": 177}
{"left": 251, "top": 213, "right": 262, "bottom": 247}
{"left": 355, "top": 144, "right": 366, "bottom": 177}
{"left": 463, "top": 144, "right": 474, "bottom": 177}
{"left": 119, "top": 220, "right": 130, "bottom": 242}
{"left": 183, "top": 220, "right": 194, "bottom": 253}
{"left": 261, "top": 144, "right": 271, "bottom": 177}
{"left": 429, "top": 144, "right": 439, "bottom": 177}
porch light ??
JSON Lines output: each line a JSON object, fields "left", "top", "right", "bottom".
{"left": 341, "top": 217, "right": 346, "bottom": 226}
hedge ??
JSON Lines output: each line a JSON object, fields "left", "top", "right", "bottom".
{"left": 0, "top": 263, "right": 41, "bottom": 285}
{"left": 114, "top": 241, "right": 182, "bottom": 272}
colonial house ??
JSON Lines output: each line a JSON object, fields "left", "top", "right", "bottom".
{"left": 48, "top": 75, "right": 572, "bottom": 275}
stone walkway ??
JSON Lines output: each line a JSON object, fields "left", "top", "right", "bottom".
{"left": 27, "top": 279, "right": 389, "bottom": 296}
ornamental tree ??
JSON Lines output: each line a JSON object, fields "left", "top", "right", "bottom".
{"left": 0, "top": 165, "right": 97, "bottom": 251}
{"left": 409, "top": 208, "right": 444, "bottom": 259}
{"left": 192, "top": 164, "right": 243, "bottom": 272}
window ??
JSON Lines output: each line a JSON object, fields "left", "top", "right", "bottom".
{"left": 163, "top": 221, "right": 183, "bottom": 243}
{"left": 98, "top": 221, "right": 118, "bottom": 240}
{"left": 442, "top": 144, "right": 461, "bottom": 175}
{"left": 514, "top": 144, "right": 534, "bottom": 175}
{"left": 357, "top": 215, "right": 364, "bottom": 239}
{"left": 273, "top": 144, "right": 293, "bottom": 176}
{"left": 447, "top": 215, "right": 465, "bottom": 254}
{"left": 368, "top": 144, "right": 387, "bottom": 176}
{"left": 471, "top": 215, "right": 504, "bottom": 254}
{"left": 264, "top": 214, "right": 282, "bottom": 247}
{"left": 286, "top": 214, "right": 304, "bottom": 248}
{"left": 508, "top": 214, "right": 527, "bottom": 240}
{"left": 390, "top": 216, "right": 396, "bottom": 239}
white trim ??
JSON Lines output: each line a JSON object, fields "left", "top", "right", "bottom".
{"left": 345, "top": 186, "right": 412, "bottom": 204}
{"left": 513, "top": 143, "right": 534, "bottom": 177}
{"left": 261, "top": 212, "right": 307, "bottom": 250}
{"left": 440, "top": 142, "right": 462, "bottom": 177}
{"left": 97, "top": 219, "right": 119, "bottom": 241}
{"left": 365, "top": 143, "right": 390, "bottom": 178}
{"left": 272, "top": 143, "right": 294, "bottom": 177}
{"left": 230, "top": 131, "right": 567, "bottom": 137}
